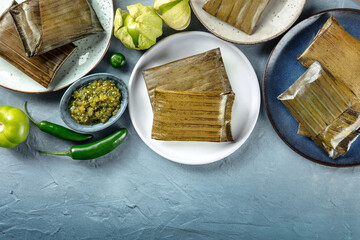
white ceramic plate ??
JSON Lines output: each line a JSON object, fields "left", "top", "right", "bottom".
{"left": 0, "top": 0, "right": 12, "bottom": 15}
{"left": 129, "top": 31, "right": 260, "bottom": 165}
{"left": 190, "top": 0, "right": 306, "bottom": 44}
{"left": 0, "top": 0, "right": 113, "bottom": 93}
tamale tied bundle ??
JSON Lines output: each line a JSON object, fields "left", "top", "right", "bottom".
{"left": 142, "top": 48, "right": 235, "bottom": 142}
{"left": 10, "top": 0, "right": 104, "bottom": 57}
{"left": 278, "top": 61, "right": 360, "bottom": 158}
{"left": 0, "top": 4, "right": 76, "bottom": 88}
{"left": 202, "top": 0, "right": 271, "bottom": 34}
{"left": 152, "top": 89, "right": 234, "bottom": 142}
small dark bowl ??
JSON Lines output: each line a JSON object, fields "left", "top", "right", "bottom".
{"left": 60, "top": 73, "right": 128, "bottom": 133}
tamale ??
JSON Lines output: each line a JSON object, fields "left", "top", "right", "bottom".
{"left": 10, "top": 0, "right": 103, "bottom": 57}
{"left": 298, "top": 16, "right": 360, "bottom": 98}
{"left": 152, "top": 89, "right": 235, "bottom": 142}
{"left": 298, "top": 103, "right": 360, "bottom": 157}
{"left": 9, "top": 0, "right": 41, "bottom": 57}
{"left": 0, "top": 5, "right": 76, "bottom": 88}
{"left": 278, "top": 61, "right": 359, "bottom": 158}
{"left": 278, "top": 61, "right": 357, "bottom": 137}
{"left": 312, "top": 102, "right": 360, "bottom": 158}
{"left": 142, "top": 48, "right": 232, "bottom": 108}
{"left": 297, "top": 124, "right": 311, "bottom": 137}
{"left": 202, "top": 0, "right": 271, "bottom": 34}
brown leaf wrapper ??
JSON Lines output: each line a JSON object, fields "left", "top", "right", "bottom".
{"left": 278, "top": 61, "right": 360, "bottom": 158}
{"left": 142, "top": 48, "right": 232, "bottom": 109}
{"left": 0, "top": 4, "right": 76, "bottom": 88}
{"left": 202, "top": 0, "right": 270, "bottom": 34}
{"left": 298, "top": 16, "right": 360, "bottom": 98}
{"left": 143, "top": 48, "right": 235, "bottom": 142}
{"left": 152, "top": 89, "right": 235, "bottom": 142}
{"left": 10, "top": 0, "right": 103, "bottom": 57}
{"left": 312, "top": 102, "right": 360, "bottom": 158}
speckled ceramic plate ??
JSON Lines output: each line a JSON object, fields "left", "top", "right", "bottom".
{"left": 129, "top": 31, "right": 260, "bottom": 165}
{"left": 264, "top": 9, "right": 360, "bottom": 167}
{"left": 190, "top": 0, "right": 306, "bottom": 44}
{"left": 0, "top": 0, "right": 113, "bottom": 93}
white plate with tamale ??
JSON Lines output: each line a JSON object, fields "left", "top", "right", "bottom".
{"left": 129, "top": 31, "right": 260, "bottom": 165}
{"left": 0, "top": 0, "right": 113, "bottom": 93}
{"left": 190, "top": 0, "right": 306, "bottom": 44}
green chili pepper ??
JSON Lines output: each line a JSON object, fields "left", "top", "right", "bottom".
{"left": 39, "top": 128, "right": 128, "bottom": 160}
{"left": 110, "top": 53, "right": 126, "bottom": 68}
{"left": 24, "top": 102, "right": 92, "bottom": 142}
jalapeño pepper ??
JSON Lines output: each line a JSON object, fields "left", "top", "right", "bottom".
{"left": 39, "top": 128, "right": 128, "bottom": 160}
{"left": 24, "top": 102, "right": 92, "bottom": 142}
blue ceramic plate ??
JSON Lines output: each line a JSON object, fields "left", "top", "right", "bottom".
{"left": 60, "top": 73, "right": 128, "bottom": 133}
{"left": 264, "top": 9, "right": 360, "bottom": 167}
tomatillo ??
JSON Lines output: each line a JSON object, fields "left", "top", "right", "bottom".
{"left": 154, "top": 0, "right": 191, "bottom": 30}
{"left": 0, "top": 106, "right": 29, "bottom": 148}
{"left": 113, "top": 3, "right": 163, "bottom": 50}
{"left": 110, "top": 53, "right": 126, "bottom": 68}
{"left": 123, "top": 15, "right": 140, "bottom": 47}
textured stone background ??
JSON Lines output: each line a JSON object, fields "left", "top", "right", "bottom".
{"left": 1, "top": 0, "right": 360, "bottom": 239}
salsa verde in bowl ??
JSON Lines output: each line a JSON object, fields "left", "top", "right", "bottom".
{"left": 60, "top": 73, "right": 128, "bottom": 133}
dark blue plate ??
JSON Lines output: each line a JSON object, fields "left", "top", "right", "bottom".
{"left": 264, "top": 9, "right": 360, "bottom": 167}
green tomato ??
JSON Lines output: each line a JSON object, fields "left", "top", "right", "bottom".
{"left": 124, "top": 14, "right": 140, "bottom": 47}
{"left": 110, "top": 53, "right": 126, "bottom": 68}
{"left": 0, "top": 106, "right": 29, "bottom": 148}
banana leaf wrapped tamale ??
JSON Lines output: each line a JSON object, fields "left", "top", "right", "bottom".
{"left": 297, "top": 124, "right": 311, "bottom": 137}
{"left": 202, "top": 0, "right": 271, "bottom": 34}
{"left": 313, "top": 102, "right": 360, "bottom": 158}
{"left": 0, "top": 4, "right": 75, "bottom": 88}
{"left": 10, "top": 0, "right": 103, "bottom": 57}
{"left": 278, "top": 61, "right": 360, "bottom": 158}
{"left": 143, "top": 48, "right": 235, "bottom": 142}
{"left": 298, "top": 102, "right": 360, "bottom": 157}
{"left": 152, "top": 89, "right": 235, "bottom": 142}
{"left": 142, "top": 48, "right": 232, "bottom": 108}
{"left": 298, "top": 16, "right": 360, "bottom": 98}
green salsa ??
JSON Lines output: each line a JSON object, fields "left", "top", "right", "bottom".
{"left": 69, "top": 79, "right": 122, "bottom": 125}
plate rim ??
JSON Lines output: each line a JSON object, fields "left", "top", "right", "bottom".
{"left": 0, "top": 0, "right": 114, "bottom": 94}
{"left": 189, "top": 0, "right": 307, "bottom": 45}
{"left": 128, "top": 31, "right": 261, "bottom": 165}
{"left": 263, "top": 8, "right": 360, "bottom": 168}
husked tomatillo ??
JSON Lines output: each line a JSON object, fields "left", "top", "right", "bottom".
{"left": 114, "top": 3, "right": 163, "bottom": 50}
{"left": 154, "top": 0, "right": 191, "bottom": 30}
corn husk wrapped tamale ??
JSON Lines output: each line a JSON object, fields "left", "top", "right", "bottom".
{"left": 152, "top": 89, "right": 235, "bottom": 142}
{"left": 10, "top": 0, "right": 103, "bottom": 57}
{"left": 202, "top": 0, "right": 270, "bottom": 34}
{"left": 0, "top": 5, "right": 76, "bottom": 88}
{"left": 278, "top": 61, "right": 360, "bottom": 158}
{"left": 142, "top": 48, "right": 232, "bottom": 108}
{"left": 298, "top": 16, "right": 360, "bottom": 98}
